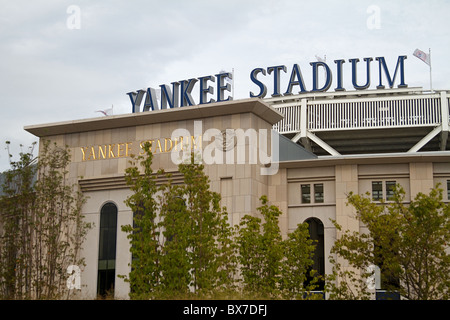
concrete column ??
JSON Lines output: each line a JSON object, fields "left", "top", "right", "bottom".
{"left": 409, "top": 162, "right": 434, "bottom": 198}
{"left": 335, "top": 164, "right": 359, "bottom": 235}
{"left": 334, "top": 164, "right": 360, "bottom": 288}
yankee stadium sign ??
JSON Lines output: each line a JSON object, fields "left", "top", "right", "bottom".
{"left": 127, "top": 55, "right": 407, "bottom": 113}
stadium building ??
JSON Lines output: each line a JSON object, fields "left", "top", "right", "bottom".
{"left": 22, "top": 57, "right": 450, "bottom": 299}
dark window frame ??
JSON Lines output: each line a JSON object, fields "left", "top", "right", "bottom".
{"left": 305, "top": 217, "right": 325, "bottom": 291}
{"left": 385, "top": 181, "right": 396, "bottom": 201}
{"left": 301, "top": 184, "right": 311, "bottom": 204}
{"left": 447, "top": 180, "right": 450, "bottom": 201}
{"left": 314, "top": 183, "right": 324, "bottom": 203}
{"left": 97, "top": 202, "right": 118, "bottom": 297}
{"left": 372, "top": 181, "right": 383, "bottom": 201}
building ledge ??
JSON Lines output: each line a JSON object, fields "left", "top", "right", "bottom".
{"left": 25, "top": 98, "right": 283, "bottom": 137}
{"left": 278, "top": 151, "right": 450, "bottom": 168}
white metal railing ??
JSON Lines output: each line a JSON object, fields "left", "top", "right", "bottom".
{"left": 272, "top": 93, "right": 445, "bottom": 134}
{"left": 308, "top": 95, "right": 441, "bottom": 131}
{"left": 272, "top": 104, "right": 301, "bottom": 133}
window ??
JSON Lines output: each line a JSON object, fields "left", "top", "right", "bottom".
{"left": 305, "top": 218, "right": 325, "bottom": 291}
{"left": 97, "top": 202, "right": 118, "bottom": 298}
{"left": 372, "top": 181, "right": 383, "bottom": 201}
{"left": 301, "top": 183, "right": 325, "bottom": 204}
{"left": 301, "top": 184, "right": 311, "bottom": 203}
{"left": 314, "top": 184, "right": 324, "bottom": 203}
{"left": 372, "top": 181, "right": 397, "bottom": 201}
{"left": 385, "top": 181, "right": 396, "bottom": 201}
{"left": 447, "top": 180, "right": 450, "bottom": 200}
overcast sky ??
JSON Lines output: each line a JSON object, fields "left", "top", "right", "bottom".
{"left": 1, "top": 0, "right": 449, "bottom": 171}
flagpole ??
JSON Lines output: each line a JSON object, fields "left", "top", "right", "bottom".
{"left": 429, "top": 48, "right": 433, "bottom": 93}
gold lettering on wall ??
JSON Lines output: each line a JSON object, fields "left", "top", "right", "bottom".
{"left": 88, "top": 147, "right": 96, "bottom": 160}
{"left": 108, "top": 144, "right": 115, "bottom": 158}
{"left": 164, "top": 138, "right": 173, "bottom": 152}
{"left": 99, "top": 145, "right": 107, "bottom": 159}
{"left": 80, "top": 137, "right": 201, "bottom": 162}
{"left": 126, "top": 142, "right": 132, "bottom": 157}
{"left": 80, "top": 147, "right": 87, "bottom": 161}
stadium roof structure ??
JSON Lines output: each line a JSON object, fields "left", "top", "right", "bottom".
{"left": 266, "top": 87, "right": 450, "bottom": 156}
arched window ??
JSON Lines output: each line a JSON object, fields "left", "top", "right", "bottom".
{"left": 305, "top": 217, "right": 325, "bottom": 290}
{"left": 97, "top": 202, "right": 118, "bottom": 297}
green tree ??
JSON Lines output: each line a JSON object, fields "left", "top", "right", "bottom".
{"left": 120, "top": 142, "right": 162, "bottom": 299}
{"left": 157, "top": 179, "right": 191, "bottom": 297}
{"left": 327, "top": 184, "right": 450, "bottom": 300}
{"left": 280, "top": 222, "right": 319, "bottom": 299}
{"left": 167, "top": 155, "right": 237, "bottom": 298}
{"left": 121, "top": 149, "right": 237, "bottom": 299}
{"left": 0, "top": 142, "right": 37, "bottom": 299}
{"left": 236, "top": 213, "right": 264, "bottom": 295}
{"left": 237, "top": 196, "right": 282, "bottom": 297}
{"left": 237, "top": 196, "right": 319, "bottom": 299}
{"left": 121, "top": 146, "right": 320, "bottom": 300}
{"left": 0, "top": 140, "right": 90, "bottom": 299}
